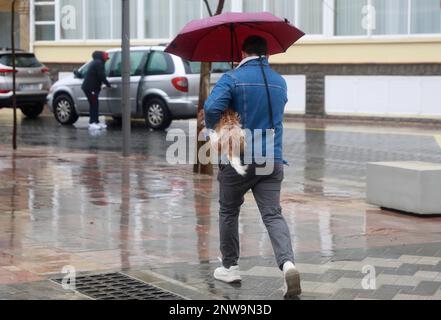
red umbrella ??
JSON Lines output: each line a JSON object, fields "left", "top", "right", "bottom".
{"left": 165, "top": 12, "right": 305, "bottom": 63}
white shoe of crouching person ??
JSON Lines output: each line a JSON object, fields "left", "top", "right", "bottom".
{"left": 88, "top": 123, "right": 101, "bottom": 131}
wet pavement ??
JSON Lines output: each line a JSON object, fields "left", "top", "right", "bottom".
{"left": 1, "top": 109, "right": 441, "bottom": 300}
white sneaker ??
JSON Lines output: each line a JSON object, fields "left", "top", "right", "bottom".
{"left": 214, "top": 265, "right": 241, "bottom": 283}
{"left": 282, "top": 262, "right": 302, "bottom": 298}
{"left": 88, "top": 123, "right": 101, "bottom": 131}
{"left": 97, "top": 122, "right": 107, "bottom": 129}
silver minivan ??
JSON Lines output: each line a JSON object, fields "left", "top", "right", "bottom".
{"left": 47, "top": 46, "right": 230, "bottom": 130}
{"left": 0, "top": 50, "right": 51, "bottom": 118}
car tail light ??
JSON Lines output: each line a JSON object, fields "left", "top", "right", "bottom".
{"left": 0, "top": 89, "right": 11, "bottom": 94}
{"left": 171, "top": 77, "right": 188, "bottom": 93}
{"left": 41, "top": 67, "right": 50, "bottom": 74}
{"left": 0, "top": 68, "right": 17, "bottom": 76}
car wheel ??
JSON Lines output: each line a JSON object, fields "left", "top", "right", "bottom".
{"left": 21, "top": 103, "right": 44, "bottom": 119}
{"left": 144, "top": 98, "right": 172, "bottom": 130}
{"left": 53, "top": 94, "right": 79, "bottom": 125}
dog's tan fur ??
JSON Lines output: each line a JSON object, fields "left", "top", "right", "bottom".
{"left": 210, "top": 109, "right": 248, "bottom": 176}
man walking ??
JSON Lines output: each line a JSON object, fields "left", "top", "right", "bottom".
{"left": 81, "top": 51, "right": 111, "bottom": 131}
{"left": 204, "top": 35, "right": 301, "bottom": 298}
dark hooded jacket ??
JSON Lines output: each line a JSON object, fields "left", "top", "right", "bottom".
{"left": 81, "top": 51, "right": 110, "bottom": 93}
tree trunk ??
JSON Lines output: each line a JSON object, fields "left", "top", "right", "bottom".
{"left": 194, "top": 0, "right": 225, "bottom": 175}
{"left": 194, "top": 61, "right": 213, "bottom": 174}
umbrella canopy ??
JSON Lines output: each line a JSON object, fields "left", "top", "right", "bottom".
{"left": 165, "top": 12, "right": 305, "bottom": 62}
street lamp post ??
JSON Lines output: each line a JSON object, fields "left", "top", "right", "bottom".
{"left": 121, "top": 0, "right": 131, "bottom": 157}
{"left": 11, "top": 0, "right": 17, "bottom": 150}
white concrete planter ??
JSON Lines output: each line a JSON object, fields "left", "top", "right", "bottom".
{"left": 367, "top": 161, "right": 441, "bottom": 215}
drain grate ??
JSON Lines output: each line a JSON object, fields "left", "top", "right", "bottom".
{"left": 52, "top": 272, "right": 184, "bottom": 300}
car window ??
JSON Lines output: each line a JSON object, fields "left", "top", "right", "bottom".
{"left": 145, "top": 51, "right": 174, "bottom": 75}
{"left": 105, "top": 54, "right": 114, "bottom": 75}
{"left": 110, "top": 51, "right": 146, "bottom": 77}
{"left": 183, "top": 60, "right": 231, "bottom": 74}
{"left": 77, "top": 62, "right": 90, "bottom": 78}
{"left": 0, "top": 53, "right": 43, "bottom": 68}
{"left": 77, "top": 52, "right": 114, "bottom": 78}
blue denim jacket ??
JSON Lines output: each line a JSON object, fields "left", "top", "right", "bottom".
{"left": 204, "top": 57, "right": 287, "bottom": 164}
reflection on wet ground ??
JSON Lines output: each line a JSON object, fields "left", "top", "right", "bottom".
{"left": 1, "top": 110, "right": 441, "bottom": 299}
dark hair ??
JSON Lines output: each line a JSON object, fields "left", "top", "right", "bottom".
{"left": 241, "top": 35, "right": 268, "bottom": 56}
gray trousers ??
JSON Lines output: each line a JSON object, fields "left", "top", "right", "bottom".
{"left": 218, "top": 163, "right": 295, "bottom": 270}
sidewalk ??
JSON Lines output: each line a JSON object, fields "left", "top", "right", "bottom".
{"left": 1, "top": 117, "right": 441, "bottom": 299}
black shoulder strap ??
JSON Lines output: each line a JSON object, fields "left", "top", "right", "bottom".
{"left": 258, "top": 56, "right": 274, "bottom": 130}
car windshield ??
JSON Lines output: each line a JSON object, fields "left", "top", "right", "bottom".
{"left": 183, "top": 60, "right": 232, "bottom": 74}
{"left": 0, "top": 53, "right": 43, "bottom": 68}
{"left": 78, "top": 62, "right": 90, "bottom": 77}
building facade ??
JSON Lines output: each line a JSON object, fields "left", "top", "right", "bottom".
{"left": 14, "top": 0, "right": 441, "bottom": 117}
{"left": 0, "top": 0, "right": 30, "bottom": 51}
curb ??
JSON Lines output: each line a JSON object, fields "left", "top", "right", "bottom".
{"left": 284, "top": 114, "right": 441, "bottom": 128}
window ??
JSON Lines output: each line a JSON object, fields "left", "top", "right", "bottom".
{"left": 58, "top": 0, "right": 137, "bottom": 40}
{"left": 144, "top": 0, "right": 170, "bottom": 38}
{"left": 145, "top": 51, "right": 175, "bottom": 75}
{"left": 335, "top": 0, "right": 367, "bottom": 36}
{"left": 335, "top": 0, "right": 441, "bottom": 36}
{"left": 36, "top": 4, "right": 55, "bottom": 21}
{"left": 183, "top": 61, "right": 232, "bottom": 74}
{"left": 0, "top": 12, "right": 19, "bottom": 48}
{"left": 34, "top": 0, "right": 55, "bottom": 40}
{"left": 111, "top": 51, "right": 147, "bottom": 77}
{"left": 411, "top": 0, "right": 441, "bottom": 34}
{"left": 36, "top": 25, "right": 56, "bottom": 41}
{"left": 0, "top": 54, "right": 43, "bottom": 68}
{"left": 245, "top": 0, "right": 323, "bottom": 35}
{"left": 86, "top": 0, "right": 111, "bottom": 39}
{"left": 267, "top": 0, "right": 295, "bottom": 25}
{"left": 372, "top": 0, "right": 408, "bottom": 35}
{"left": 77, "top": 62, "right": 90, "bottom": 78}
{"left": 202, "top": 0, "right": 232, "bottom": 17}
{"left": 60, "top": 0, "right": 83, "bottom": 40}
{"left": 111, "top": 0, "right": 138, "bottom": 39}
{"left": 297, "top": 0, "right": 323, "bottom": 35}
{"left": 172, "top": 0, "right": 202, "bottom": 36}
{"left": 77, "top": 52, "right": 114, "bottom": 78}
{"left": 33, "top": 0, "right": 441, "bottom": 43}
{"left": 243, "top": 0, "right": 264, "bottom": 12}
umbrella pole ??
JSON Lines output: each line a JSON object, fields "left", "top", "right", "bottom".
{"left": 230, "top": 23, "right": 234, "bottom": 69}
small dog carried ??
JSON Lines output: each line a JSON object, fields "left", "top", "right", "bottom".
{"left": 209, "top": 109, "right": 248, "bottom": 176}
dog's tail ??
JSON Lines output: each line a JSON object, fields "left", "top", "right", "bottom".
{"left": 230, "top": 156, "right": 248, "bottom": 176}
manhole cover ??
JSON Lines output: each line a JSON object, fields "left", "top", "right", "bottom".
{"left": 52, "top": 272, "right": 184, "bottom": 300}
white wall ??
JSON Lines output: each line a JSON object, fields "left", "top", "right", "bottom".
{"left": 283, "top": 75, "right": 306, "bottom": 114}
{"left": 326, "top": 76, "right": 441, "bottom": 117}
{"left": 58, "top": 72, "right": 72, "bottom": 80}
